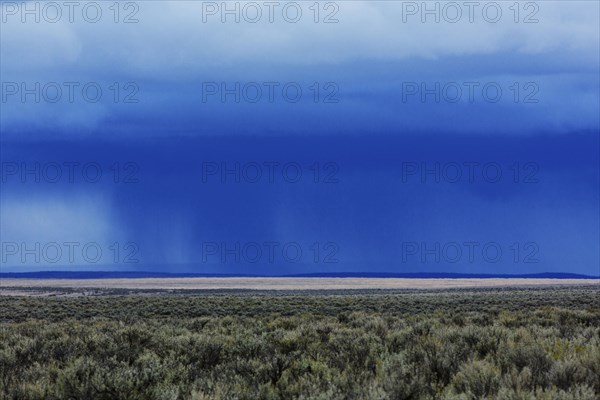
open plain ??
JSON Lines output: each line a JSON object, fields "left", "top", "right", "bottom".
{"left": 1, "top": 282, "right": 599, "bottom": 399}
{"left": 1, "top": 277, "right": 598, "bottom": 294}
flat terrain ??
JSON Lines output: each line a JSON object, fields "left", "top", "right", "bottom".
{"left": 1, "top": 277, "right": 598, "bottom": 294}
{"left": 1, "top": 286, "right": 599, "bottom": 399}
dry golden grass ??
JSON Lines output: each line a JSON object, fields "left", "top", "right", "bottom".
{"left": 1, "top": 277, "right": 598, "bottom": 293}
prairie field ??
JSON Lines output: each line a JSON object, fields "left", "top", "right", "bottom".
{"left": 1, "top": 277, "right": 598, "bottom": 293}
{"left": 0, "top": 284, "right": 599, "bottom": 399}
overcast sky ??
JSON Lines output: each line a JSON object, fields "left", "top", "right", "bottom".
{"left": 1, "top": 1, "right": 599, "bottom": 275}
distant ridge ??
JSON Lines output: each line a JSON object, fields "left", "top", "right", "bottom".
{"left": 1, "top": 271, "right": 598, "bottom": 279}
{"left": 286, "top": 272, "right": 600, "bottom": 279}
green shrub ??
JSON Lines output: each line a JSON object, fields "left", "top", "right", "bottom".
{"left": 0, "top": 286, "right": 598, "bottom": 399}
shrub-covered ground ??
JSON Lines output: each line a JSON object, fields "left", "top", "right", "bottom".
{"left": 1, "top": 285, "right": 599, "bottom": 399}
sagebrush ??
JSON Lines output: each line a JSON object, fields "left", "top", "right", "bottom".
{"left": 1, "top": 285, "right": 598, "bottom": 399}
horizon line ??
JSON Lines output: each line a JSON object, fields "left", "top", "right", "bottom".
{"left": 2, "top": 271, "right": 599, "bottom": 280}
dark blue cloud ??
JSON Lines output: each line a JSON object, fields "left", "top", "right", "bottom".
{"left": 2, "top": 133, "right": 598, "bottom": 275}
{"left": 1, "top": 1, "right": 598, "bottom": 276}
